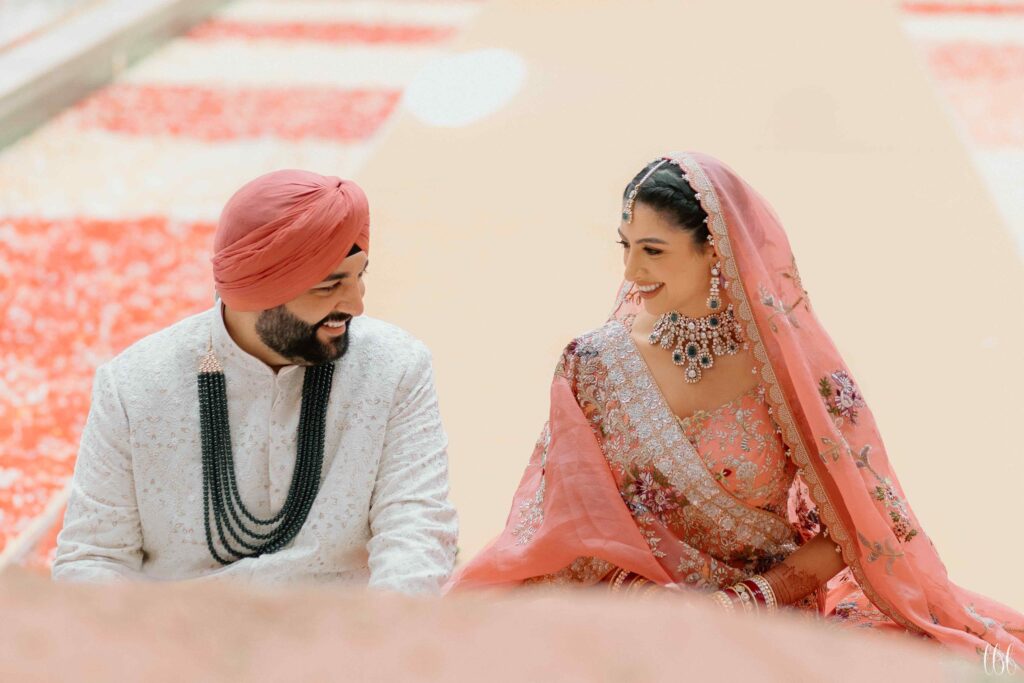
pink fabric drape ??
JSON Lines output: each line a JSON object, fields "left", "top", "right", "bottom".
{"left": 448, "top": 370, "right": 673, "bottom": 587}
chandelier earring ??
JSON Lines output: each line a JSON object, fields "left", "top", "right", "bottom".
{"left": 707, "top": 261, "right": 723, "bottom": 312}
{"left": 705, "top": 234, "right": 723, "bottom": 312}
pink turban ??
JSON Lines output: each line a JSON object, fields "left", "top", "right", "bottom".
{"left": 212, "top": 169, "right": 370, "bottom": 311}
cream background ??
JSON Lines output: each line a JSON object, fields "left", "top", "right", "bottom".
{"left": 358, "top": 0, "right": 1024, "bottom": 611}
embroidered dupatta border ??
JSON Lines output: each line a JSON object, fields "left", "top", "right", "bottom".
{"left": 674, "top": 153, "right": 923, "bottom": 635}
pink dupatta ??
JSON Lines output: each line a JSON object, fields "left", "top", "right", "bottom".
{"left": 448, "top": 152, "right": 1024, "bottom": 660}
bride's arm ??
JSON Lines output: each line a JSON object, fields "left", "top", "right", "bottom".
{"left": 761, "top": 531, "right": 846, "bottom": 605}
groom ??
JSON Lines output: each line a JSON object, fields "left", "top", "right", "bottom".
{"left": 53, "top": 170, "right": 458, "bottom": 593}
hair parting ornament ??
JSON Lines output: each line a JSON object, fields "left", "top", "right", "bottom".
{"left": 622, "top": 158, "right": 669, "bottom": 223}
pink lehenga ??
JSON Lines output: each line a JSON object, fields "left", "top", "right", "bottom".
{"left": 447, "top": 152, "right": 1024, "bottom": 661}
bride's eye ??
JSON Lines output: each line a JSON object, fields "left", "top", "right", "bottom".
{"left": 617, "top": 240, "right": 629, "bottom": 249}
{"left": 643, "top": 247, "right": 663, "bottom": 256}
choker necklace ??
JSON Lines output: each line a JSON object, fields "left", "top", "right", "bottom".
{"left": 197, "top": 345, "right": 333, "bottom": 565}
{"left": 648, "top": 305, "right": 745, "bottom": 383}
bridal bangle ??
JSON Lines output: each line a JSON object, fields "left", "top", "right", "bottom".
{"left": 710, "top": 590, "right": 735, "bottom": 613}
{"left": 608, "top": 568, "right": 661, "bottom": 598}
{"left": 711, "top": 575, "right": 778, "bottom": 614}
{"left": 747, "top": 575, "right": 778, "bottom": 611}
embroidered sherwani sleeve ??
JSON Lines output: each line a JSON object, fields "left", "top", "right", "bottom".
{"left": 367, "top": 342, "right": 458, "bottom": 595}
{"left": 52, "top": 363, "right": 144, "bottom": 581}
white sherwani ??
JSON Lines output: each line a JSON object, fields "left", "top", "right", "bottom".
{"left": 52, "top": 305, "right": 458, "bottom": 594}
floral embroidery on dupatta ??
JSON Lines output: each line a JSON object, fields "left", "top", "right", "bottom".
{"left": 818, "top": 435, "right": 870, "bottom": 464}
{"left": 815, "top": 368, "right": 917, "bottom": 543}
{"left": 965, "top": 603, "right": 998, "bottom": 636}
{"left": 758, "top": 258, "right": 810, "bottom": 333}
{"left": 621, "top": 465, "right": 687, "bottom": 519}
{"left": 963, "top": 604, "right": 1024, "bottom": 648}
{"left": 833, "top": 597, "right": 894, "bottom": 628}
{"left": 819, "top": 370, "right": 866, "bottom": 425}
{"left": 856, "top": 532, "right": 905, "bottom": 575}
{"left": 818, "top": 430, "right": 916, "bottom": 543}
{"left": 511, "top": 424, "right": 551, "bottom": 546}
{"left": 849, "top": 445, "right": 919, "bottom": 543}
{"left": 620, "top": 464, "right": 690, "bottom": 561}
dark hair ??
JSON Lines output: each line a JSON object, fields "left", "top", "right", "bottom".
{"left": 623, "top": 159, "right": 710, "bottom": 249}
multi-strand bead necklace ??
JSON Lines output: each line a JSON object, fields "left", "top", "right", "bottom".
{"left": 197, "top": 348, "right": 333, "bottom": 565}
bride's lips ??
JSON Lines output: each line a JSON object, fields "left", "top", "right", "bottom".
{"left": 636, "top": 283, "right": 664, "bottom": 299}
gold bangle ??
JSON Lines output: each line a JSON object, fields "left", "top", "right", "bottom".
{"left": 710, "top": 590, "right": 735, "bottom": 613}
{"left": 625, "top": 575, "right": 649, "bottom": 594}
{"left": 642, "top": 581, "right": 662, "bottom": 598}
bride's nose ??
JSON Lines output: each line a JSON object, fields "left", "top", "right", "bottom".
{"left": 623, "top": 249, "right": 646, "bottom": 283}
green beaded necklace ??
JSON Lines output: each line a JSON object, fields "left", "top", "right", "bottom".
{"left": 197, "top": 347, "right": 333, "bottom": 565}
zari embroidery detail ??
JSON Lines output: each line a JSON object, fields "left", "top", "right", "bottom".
{"left": 512, "top": 425, "right": 551, "bottom": 545}
{"left": 677, "top": 385, "right": 794, "bottom": 511}
{"left": 567, "top": 322, "right": 799, "bottom": 567}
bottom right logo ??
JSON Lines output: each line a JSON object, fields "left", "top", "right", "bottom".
{"left": 983, "top": 644, "right": 1019, "bottom": 676}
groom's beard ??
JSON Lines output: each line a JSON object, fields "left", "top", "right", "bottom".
{"left": 255, "top": 306, "right": 352, "bottom": 365}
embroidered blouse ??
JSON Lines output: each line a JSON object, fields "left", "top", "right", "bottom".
{"left": 677, "top": 384, "right": 796, "bottom": 517}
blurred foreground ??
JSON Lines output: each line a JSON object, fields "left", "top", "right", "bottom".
{"left": 0, "top": 570, "right": 979, "bottom": 682}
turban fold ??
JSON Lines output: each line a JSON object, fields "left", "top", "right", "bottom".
{"left": 212, "top": 169, "right": 370, "bottom": 311}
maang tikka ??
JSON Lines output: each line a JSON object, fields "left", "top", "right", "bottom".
{"left": 647, "top": 231, "right": 745, "bottom": 384}
{"left": 622, "top": 159, "right": 668, "bottom": 223}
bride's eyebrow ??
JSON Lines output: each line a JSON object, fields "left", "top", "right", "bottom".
{"left": 617, "top": 229, "right": 668, "bottom": 245}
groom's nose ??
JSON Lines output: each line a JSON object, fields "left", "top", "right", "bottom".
{"left": 330, "top": 281, "right": 365, "bottom": 319}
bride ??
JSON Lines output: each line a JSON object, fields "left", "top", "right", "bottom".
{"left": 448, "top": 152, "right": 1023, "bottom": 661}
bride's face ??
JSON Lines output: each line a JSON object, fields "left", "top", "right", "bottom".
{"left": 618, "top": 202, "right": 717, "bottom": 317}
